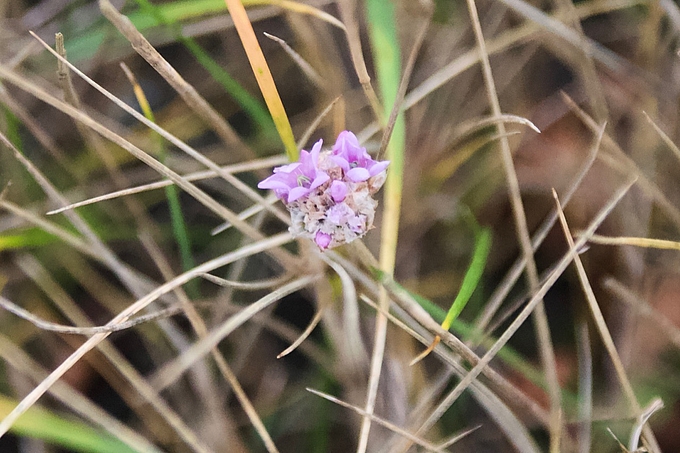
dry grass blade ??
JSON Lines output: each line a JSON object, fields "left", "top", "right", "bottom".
{"left": 576, "top": 320, "right": 593, "bottom": 453}
{"left": 277, "top": 307, "right": 324, "bottom": 358}
{"left": 552, "top": 189, "right": 661, "bottom": 453}
{"left": 200, "top": 273, "right": 289, "bottom": 290}
{"left": 406, "top": 178, "right": 635, "bottom": 443}
{"left": 0, "top": 200, "right": 92, "bottom": 258}
{"left": 224, "top": 0, "right": 297, "bottom": 160}
{"left": 605, "top": 278, "right": 680, "bottom": 350}
{"left": 305, "top": 388, "right": 448, "bottom": 452}
{"left": 0, "top": 295, "right": 185, "bottom": 334}
{"left": 462, "top": 0, "right": 561, "bottom": 447}
{"left": 474, "top": 122, "right": 604, "bottom": 335}
{"left": 267, "top": 0, "right": 346, "bottom": 30}
{"left": 643, "top": 111, "right": 680, "bottom": 163}
{"left": 322, "top": 253, "right": 367, "bottom": 365}
{"left": 263, "top": 32, "right": 326, "bottom": 89}
{"left": 151, "top": 274, "right": 316, "bottom": 391}
{"left": 337, "top": 0, "right": 383, "bottom": 124}
{"left": 450, "top": 114, "right": 541, "bottom": 143}
{"left": 629, "top": 398, "right": 664, "bottom": 452}
{"left": 46, "top": 156, "right": 287, "bottom": 215}
{"left": 377, "top": 9, "right": 431, "bottom": 157}
{"left": 0, "top": 83, "right": 71, "bottom": 167}
{"left": 583, "top": 234, "right": 680, "bottom": 250}
{"left": 435, "top": 425, "right": 483, "bottom": 450}
{"left": 0, "top": 233, "right": 293, "bottom": 438}
{"left": 0, "top": 63, "right": 298, "bottom": 268}
{"left": 98, "top": 0, "right": 251, "bottom": 158}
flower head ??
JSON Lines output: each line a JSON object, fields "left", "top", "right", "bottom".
{"left": 258, "top": 131, "right": 389, "bottom": 250}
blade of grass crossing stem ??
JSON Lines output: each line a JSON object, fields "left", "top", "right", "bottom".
{"left": 121, "top": 64, "right": 198, "bottom": 297}
{"left": 357, "top": 1, "right": 405, "bottom": 452}
{"left": 0, "top": 394, "right": 138, "bottom": 453}
{"left": 367, "top": 0, "right": 406, "bottom": 266}
{"left": 131, "top": 0, "right": 275, "bottom": 137}
{"left": 224, "top": 0, "right": 298, "bottom": 161}
{"left": 375, "top": 272, "right": 541, "bottom": 383}
{"left": 412, "top": 220, "right": 491, "bottom": 365}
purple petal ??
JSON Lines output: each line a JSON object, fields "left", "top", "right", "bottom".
{"left": 287, "top": 186, "right": 311, "bottom": 202}
{"left": 330, "top": 155, "right": 350, "bottom": 172}
{"left": 309, "top": 172, "right": 330, "bottom": 191}
{"left": 310, "top": 139, "right": 323, "bottom": 161}
{"left": 272, "top": 162, "right": 300, "bottom": 174}
{"left": 258, "top": 177, "right": 292, "bottom": 191}
{"left": 330, "top": 181, "right": 348, "bottom": 202}
{"left": 315, "top": 231, "right": 332, "bottom": 249}
{"left": 346, "top": 167, "right": 371, "bottom": 182}
{"left": 369, "top": 160, "right": 390, "bottom": 176}
{"left": 333, "top": 131, "right": 362, "bottom": 161}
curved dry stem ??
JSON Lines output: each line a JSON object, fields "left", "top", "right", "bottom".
{"left": 150, "top": 274, "right": 317, "bottom": 391}
{"left": 277, "top": 307, "right": 324, "bottom": 358}
{"left": 0, "top": 295, "right": 186, "bottom": 335}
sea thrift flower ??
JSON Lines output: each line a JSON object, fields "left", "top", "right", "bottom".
{"left": 257, "top": 131, "right": 390, "bottom": 250}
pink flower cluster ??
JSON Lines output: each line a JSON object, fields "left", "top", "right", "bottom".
{"left": 258, "top": 131, "right": 389, "bottom": 249}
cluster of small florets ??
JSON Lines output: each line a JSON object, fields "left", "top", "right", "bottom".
{"left": 258, "top": 131, "right": 390, "bottom": 250}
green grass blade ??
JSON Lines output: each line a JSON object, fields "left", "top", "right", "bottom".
{"left": 367, "top": 0, "right": 406, "bottom": 273}
{"left": 122, "top": 65, "right": 198, "bottom": 296}
{"left": 441, "top": 221, "right": 492, "bottom": 331}
{"left": 0, "top": 394, "right": 139, "bottom": 453}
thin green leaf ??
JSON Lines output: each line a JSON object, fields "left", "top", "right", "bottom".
{"left": 0, "top": 394, "right": 139, "bottom": 453}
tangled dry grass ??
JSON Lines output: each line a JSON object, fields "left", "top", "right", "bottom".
{"left": 2, "top": 0, "right": 680, "bottom": 452}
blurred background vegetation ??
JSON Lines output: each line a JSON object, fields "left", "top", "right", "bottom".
{"left": 1, "top": 0, "right": 680, "bottom": 451}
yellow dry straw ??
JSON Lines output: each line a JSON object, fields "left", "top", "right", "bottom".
{"left": 223, "top": 0, "right": 298, "bottom": 161}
